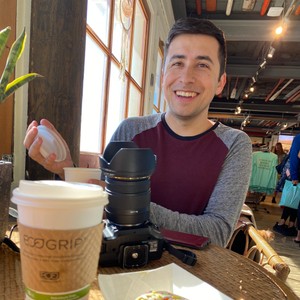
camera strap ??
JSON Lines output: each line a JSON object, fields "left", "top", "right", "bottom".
{"left": 163, "top": 241, "right": 197, "bottom": 266}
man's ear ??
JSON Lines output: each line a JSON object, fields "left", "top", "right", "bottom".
{"left": 216, "top": 73, "right": 227, "bottom": 96}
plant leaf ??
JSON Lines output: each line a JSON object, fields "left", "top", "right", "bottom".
{"left": 0, "top": 26, "right": 11, "bottom": 59}
{"left": 0, "top": 73, "right": 42, "bottom": 103}
{"left": 0, "top": 28, "right": 26, "bottom": 95}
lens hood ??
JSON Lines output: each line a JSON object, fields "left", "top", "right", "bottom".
{"left": 100, "top": 142, "right": 156, "bottom": 179}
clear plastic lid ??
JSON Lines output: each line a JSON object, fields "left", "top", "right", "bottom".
{"left": 37, "top": 125, "right": 67, "bottom": 162}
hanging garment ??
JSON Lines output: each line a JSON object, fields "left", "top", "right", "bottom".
{"left": 249, "top": 151, "right": 278, "bottom": 195}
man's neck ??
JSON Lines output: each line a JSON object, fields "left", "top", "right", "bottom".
{"left": 165, "top": 112, "right": 215, "bottom": 136}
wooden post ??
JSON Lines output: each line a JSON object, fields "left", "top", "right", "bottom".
{"left": 26, "top": 0, "right": 87, "bottom": 180}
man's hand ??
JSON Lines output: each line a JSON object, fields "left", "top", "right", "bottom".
{"left": 23, "top": 119, "right": 74, "bottom": 178}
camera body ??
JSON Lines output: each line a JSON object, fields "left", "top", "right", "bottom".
{"left": 100, "top": 220, "right": 165, "bottom": 268}
{"left": 99, "top": 141, "right": 165, "bottom": 268}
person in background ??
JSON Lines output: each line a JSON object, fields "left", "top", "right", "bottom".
{"left": 288, "top": 134, "right": 300, "bottom": 243}
{"left": 273, "top": 157, "right": 298, "bottom": 237}
{"left": 273, "top": 142, "right": 286, "bottom": 164}
{"left": 273, "top": 135, "right": 300, "bottom": 236}
{"left": 23, "top": 18, "right": 252, "bottom": 247}
{"left": 271, "top": 142, "right": 288, "bottom": 203}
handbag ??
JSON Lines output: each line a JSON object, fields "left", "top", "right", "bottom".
{"left": 279, "top": 180, "right": 300, "bottom": 209}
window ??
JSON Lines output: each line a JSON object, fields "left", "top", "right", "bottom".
{"left": 152, "top": 40, "right": 166, "bottom": 114}
{"left": 80, "top": 0, "right": 149, "bottom": 153}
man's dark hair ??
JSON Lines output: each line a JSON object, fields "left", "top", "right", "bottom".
{"left": 164, "top": 18, "right": 227, "bottom": 79}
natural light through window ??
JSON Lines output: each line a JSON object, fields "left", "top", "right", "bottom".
{"left": 80, "top": 35, "right": 107, "bottom": 152}
{"left": 81, "top": 0, "right": 149, "bottom": 153}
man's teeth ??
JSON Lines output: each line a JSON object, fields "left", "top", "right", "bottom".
{"left": 176, "top": 91, "right": 197, "bottom": 97}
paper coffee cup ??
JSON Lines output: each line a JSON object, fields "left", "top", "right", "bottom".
{"left": 64, "top": 167, "right": 101, "bottom": 183}
{"left": 12, "top": 180, "right": 108, "bottom": 300}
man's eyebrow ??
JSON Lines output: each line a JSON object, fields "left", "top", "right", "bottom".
{"left": 196, "top": 55, "right": 214, "bottom": 64}
{"left": 169, "top": 54, "right": 185, "bottom": 61}
{"left": 169, "top": 54, "right": 214, "bottom": 64}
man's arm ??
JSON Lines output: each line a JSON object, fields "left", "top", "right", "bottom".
{"left": 150, "top": 131, "right": 252, "bottom": 247}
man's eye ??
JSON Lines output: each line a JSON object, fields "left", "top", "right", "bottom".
{"left": 198, "top": 63, "right": 209, "bottom": 68}
{"left": 170, "top": 61, "right": 183, "bottom": 67}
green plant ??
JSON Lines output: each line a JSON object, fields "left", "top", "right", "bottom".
{"left": 0, "top": 26, "right": 41, "bottom": 104}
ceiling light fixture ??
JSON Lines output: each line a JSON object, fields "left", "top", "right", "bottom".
{"left": 241, "top": 115, "right": 250, "bottom": 127}
{"left": 249, "top": 86, "right": 255, "bottom": 92}
{"left": 275, "top": 25, "right": 283, "bottom": 35}
{"left": 267, "top": 46, "right": 276, "bottom": 58}
{"left": 235, "top": 106, "right": 242, "bottom": 115}
{"left": 259, "top": 59, "right": 267, "bottom": 69}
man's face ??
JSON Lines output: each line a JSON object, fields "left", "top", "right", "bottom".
{"left": 162, "top": 34, "right": 226, "bottom": 120}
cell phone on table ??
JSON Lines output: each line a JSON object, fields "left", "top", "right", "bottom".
{"left": 160, "top": 228, "right": 211, "bottom": 250}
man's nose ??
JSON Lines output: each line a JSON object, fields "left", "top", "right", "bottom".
{"left": 179, "top": 66, "right": 196, "bottom": 83}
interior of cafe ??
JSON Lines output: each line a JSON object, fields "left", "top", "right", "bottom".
{"left": 1, "top": 0, "right": 300, "bottom": 299}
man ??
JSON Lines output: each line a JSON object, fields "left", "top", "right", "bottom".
{"left": 24, "top": 18, "right": 252, "bottom": 247}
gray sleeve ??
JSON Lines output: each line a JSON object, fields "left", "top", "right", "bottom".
{"left": 150, "top": 129, "right": 252, "bottom": 247}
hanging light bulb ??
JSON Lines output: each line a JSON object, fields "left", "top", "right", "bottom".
{"left": 267, "top": 46, "right": 276, "bottom": 58}
{"left": 235, "top": 106, "right": 241, "bottom": 115}
{"left": 249, "top": 86, "right": 255, "bottom": 93}
{"left": 259, "top": 59, "right": 267, "bottom": 69}
{"left": 275, "top": 25, "right": 283, "bottom": 35}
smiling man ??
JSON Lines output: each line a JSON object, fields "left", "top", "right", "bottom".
{"left": 109, "top": 18, "right": 252, "bottom": 247}
{"left": 24, "top": 18, "right": 252, "bottom": 247}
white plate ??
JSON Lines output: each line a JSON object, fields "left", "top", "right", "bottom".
{"left": 37, "top": 125, "right": 67, "bottom": 162}
{"left": 98, "top": 263, "right": 232, "bottom": 300}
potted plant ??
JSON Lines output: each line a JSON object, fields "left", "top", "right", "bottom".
{"left": 0, "top": 26, "right": 40, "bottom": 241}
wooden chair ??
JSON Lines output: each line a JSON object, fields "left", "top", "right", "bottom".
{"left": 227, "top": 204, "right": 290, "bottom": 282}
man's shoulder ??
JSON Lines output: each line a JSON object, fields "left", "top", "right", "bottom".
{"left": 214, "top": 122, "right": 251, "bottom": 142}
{"left": 122, "top": 113, "right": 162, "bottom": 125}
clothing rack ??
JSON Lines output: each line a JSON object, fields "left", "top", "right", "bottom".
{"left": 247, "top": 151, "right": 278, "bottom": 213}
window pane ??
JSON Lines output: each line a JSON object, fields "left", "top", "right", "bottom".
{"left": 80, "top": 35, "right": 107, "bottom": 153}
{"left": 105, "top": 63, "right": 127, "bottom": 145}
{"left": 87, "top": 0, "right": 110, "bottom": 46}
{"left": 131, "top": 1, "right": 146, "bottom": 85}
{"left": 128, "top": 84, "right": 141, "bottom": 117}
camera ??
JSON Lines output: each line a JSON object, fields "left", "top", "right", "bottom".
{"left": 99, "top": 141, "right": 165, "bottom": 268}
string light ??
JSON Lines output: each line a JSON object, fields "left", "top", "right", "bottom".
{"left": 275, "top": 25, "right": 283, "bottom": 35}
{"left": 235, "top": 106, "right": 242, "bottom": 115}
{"left": 267, "top": 46, "right": 276, "bottom": 58}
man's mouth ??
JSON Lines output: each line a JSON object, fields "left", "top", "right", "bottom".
{"left": 175, "top": 90, "right": 198, "bottom": 98}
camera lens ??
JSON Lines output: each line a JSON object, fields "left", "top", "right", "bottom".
{"left": 100, "top": 142, "right": 156, "bottom": 227}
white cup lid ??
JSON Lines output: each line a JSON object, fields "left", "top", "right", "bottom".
{"left": 37, "top": 125, "right": 67, "bottom": 162}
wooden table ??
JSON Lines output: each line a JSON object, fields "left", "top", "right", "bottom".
{"left": 1, "top": 234, "right": 298, "bottom": 300}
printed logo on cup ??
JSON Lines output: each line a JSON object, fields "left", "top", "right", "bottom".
{"left": 23, "top": 235, "right": 85, "bottom": 250}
